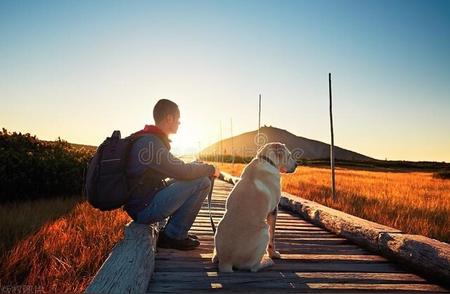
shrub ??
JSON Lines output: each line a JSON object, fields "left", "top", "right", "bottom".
{"left": 0, "top": 128, "right": 95, "bottom": 203}
{"left": 434, "top": 169, "right": 450, "bottom": 179}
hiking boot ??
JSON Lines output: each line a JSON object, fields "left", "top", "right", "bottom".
{"left": 157, "top": 231, "right": 200, "bottom": 250}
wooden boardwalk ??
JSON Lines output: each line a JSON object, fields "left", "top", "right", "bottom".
{"left": 147, "top": 180, "right": 448, "bottom": 293}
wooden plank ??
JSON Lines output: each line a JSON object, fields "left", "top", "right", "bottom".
{"left": 156, "top": 255, "right": 387, "bottom": 265}
{"left": 86, "top": 221, "right": 157, "bottom": 294}
{"left": 149, "top": 272, "right": 431, "bottom": 289}
{"left": 279, "top": 193, "right": 402, "bottom": 252}
{"left": 306, "top": 283, "right": 447, "bottom": 292}
{"left": 149, "top": 281, "right": 448, "bottom": 293}
{"left": 278, "top": 187, "right": 450, "bottom": 286}
{"left": 379, "top": 233, "right": 450, "bottom": 285}
{"left": 148, "top": 275, "right": 442, "bottom": 293}
{"left": 277, "top": 254, "right": 388, "bottom": 262}
{"left": 152, "top": 271, "right": 427, "bottom": 283}
{"left": 158, "top": 243, "right": 372, "bottom": 256}
{"left": 295, "top": 272, "right": 427, "bottom": 282}
{"left": 153, "top": 261, "right": 406, "bottom": 273}
{"left": 157, "top": 252, "right": 387, "bottom": 263}
{"left": 148, "top": 281, "right": 310, "bottom": 291}
{"left": 147, "top": 179, "right": 449, "bottom": 293}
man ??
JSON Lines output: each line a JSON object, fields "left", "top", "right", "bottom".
{"left": 124, "top": 99, "right": 220, "bottom": 250}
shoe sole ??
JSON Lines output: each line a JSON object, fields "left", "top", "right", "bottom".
{"left": 157, "top": 243, "right": 199, "bottom": 250}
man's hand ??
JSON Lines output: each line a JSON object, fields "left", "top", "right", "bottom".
{"left": 213, "top": 166, "right": 221, "bottom": 178}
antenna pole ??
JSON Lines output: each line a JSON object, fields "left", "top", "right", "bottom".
{"left": 329, "top": 73, "right": 336, "bottom": 200}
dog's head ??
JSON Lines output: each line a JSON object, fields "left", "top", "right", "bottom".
{"left": 257, "top": 142, "right": 297, "bottom": 173}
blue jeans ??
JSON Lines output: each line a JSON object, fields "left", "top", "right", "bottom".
{"left": 136, "top": 176, "right": 211, "bottom": 240}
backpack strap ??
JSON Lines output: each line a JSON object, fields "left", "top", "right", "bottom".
{"left": 125, "top": 134, "right": 167, "bottom": 198}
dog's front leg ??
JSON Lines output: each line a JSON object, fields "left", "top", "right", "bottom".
{"left": 267, "top": 207, "right": 281, "bottom": 259}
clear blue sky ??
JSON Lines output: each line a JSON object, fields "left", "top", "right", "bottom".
{"left": 1, "top": 0, "right": 449, "bottom": 161}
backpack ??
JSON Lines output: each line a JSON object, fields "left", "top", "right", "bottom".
{"left": 84, "top": 130, "right": 141, "bottom": 211}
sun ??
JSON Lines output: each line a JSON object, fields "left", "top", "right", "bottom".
{"left": 170, "top": 124, "right": 203, "bottom": 157}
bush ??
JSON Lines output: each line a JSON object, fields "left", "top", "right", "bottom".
{"left": 434, "top": 169, "right": 450, "bottom": 179}
{"left": 0, "top": 128, "right": 95, "bottom": 203}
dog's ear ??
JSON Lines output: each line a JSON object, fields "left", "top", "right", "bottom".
{"left": 274, "top": 143, "right": 287, "bottom": 164}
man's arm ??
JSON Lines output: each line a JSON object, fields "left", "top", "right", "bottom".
{"left": 134, "top": 135, "right": 215, "bottom": 180}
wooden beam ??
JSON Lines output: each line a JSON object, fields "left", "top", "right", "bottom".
{"left": 85, "top": 221, "right": 158, "bottom": 294}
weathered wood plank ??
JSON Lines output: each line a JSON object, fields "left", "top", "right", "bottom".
{"left": 148, "top": 280, "right": 447, "bottom": 292}
{"left": 279, "top": 192, "right": 402, "bottom": 252}
{"left": 148, "top": 271, "right": 441, "bottom": 293}
{"left": 147, "top": 178, "right": 449, "bottom": 293}
{"left": 278, "top": 190, "right": 450, "bottom": 286}
{"left": 379, "top": 233, "right": 450, "bottom": 285}
{"left": 156, "top": 246, "right": 373, "bottom": 258}
{"left": 295, "top": 272, "right": 427, "bottom": 282}
{"left": 153, "top": 261, "right": 406, "bottom": 273}
{"left": 157, "top": 252, "right": 387, "bottom": 262}
{"left": 152, "top": 271, "right": 427, "bottom": 283}
{"left": 86, "top": 221, "right": 157, "bottom": 294}
{"left": 306, "top": 283, "right": 447, "bottom": 292}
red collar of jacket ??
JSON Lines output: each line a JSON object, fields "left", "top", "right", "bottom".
{"left": 132, "top": 125, "right": 171, "bottom": 150}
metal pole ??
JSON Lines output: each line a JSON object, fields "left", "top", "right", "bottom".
{"left": 329, "top": 73, "right": 336, "bottom": 200}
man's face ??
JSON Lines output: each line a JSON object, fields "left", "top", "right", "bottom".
{"left": 167, "top": 112, "right": 180, "bottom": 134}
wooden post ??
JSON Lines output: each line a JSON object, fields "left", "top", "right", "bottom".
{"left": 329, "top": 73, "right": 336, "bottom": 200}
{"left": 220, "top": 120, "right": 223, "bottom": 165}
{"left": 257, "top": 94, "right": 261, "bottom": 153}
{"left": 258, "top": 94, "right": 261, "bottom": 132}
{"left": 85, "top": 222, "right": 158, "bottom": 294}
{"left": 230, "top": 117, "right": 234, "bottom": 166}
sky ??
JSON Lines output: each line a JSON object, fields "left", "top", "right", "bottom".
{"left": 1, "top": 0, "right": 449, "bottom": 161}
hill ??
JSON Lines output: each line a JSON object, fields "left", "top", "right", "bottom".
{"left": 200, "top": 126, "right": 373, "bottom": 161}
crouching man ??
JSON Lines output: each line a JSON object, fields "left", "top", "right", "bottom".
{"left": 124, "top": 99, "right": 220, "bottom": 250}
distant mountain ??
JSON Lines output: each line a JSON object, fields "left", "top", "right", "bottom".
{"left": 200, "top": 126, "right": 373, "bottom": 161}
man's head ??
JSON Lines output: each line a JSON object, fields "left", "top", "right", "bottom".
{"left": 153, "top": 99, "right": 180, "bottom": 135}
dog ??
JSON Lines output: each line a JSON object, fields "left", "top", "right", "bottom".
{"left": 212, "top": 142, "right": 297, "bottom": 272}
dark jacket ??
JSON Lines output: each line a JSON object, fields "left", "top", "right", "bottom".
{"left": 123, "top": 133, "right": 214, "bottom": 219}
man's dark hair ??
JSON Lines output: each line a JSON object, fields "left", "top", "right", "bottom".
{"left": 153, "top": 99, "right": 179, "bottom": 123}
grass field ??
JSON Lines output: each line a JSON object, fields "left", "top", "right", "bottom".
{"left": 0, "top": 201, "right": 130, "bottom": 293}
{"left": 214, "top": 162, "right": 450, "bottom": 243}
{"left": 0, "top": 196, "right": 82, "bottom": 259}
{"left": 1, "top": 161, "right": 448, "bottom": 292}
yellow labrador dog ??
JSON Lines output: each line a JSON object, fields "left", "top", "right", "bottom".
{"left": 212, "top": 142, "right": 297, "bottom": 272}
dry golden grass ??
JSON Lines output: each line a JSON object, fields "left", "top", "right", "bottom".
{"left": 1, "top": 162, "right": 448, "bottom": 292}
{"left": 0, "top": 202, "right": 130, "bottom": 293}
{"left": 215, "top": 162, "right": 450, "bottom": 243}
{"left": 0, "top": 197, "right": 81, "bottom": 259}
